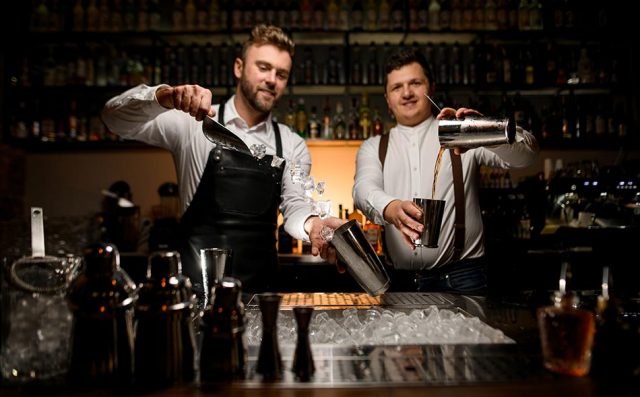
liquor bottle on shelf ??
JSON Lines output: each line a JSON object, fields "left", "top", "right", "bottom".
{"left": 284, "top": 99, "right": 296, "bottom": 132}
{"left": 351, "top": 43, "right": 362, "bottom": 85}
{"left": 363, "top": 219, "right": 383, "bottom": 255}
{"left": 312, "top": 0, "right": 326, "bottom": 30}
{"left": 440, "top": 0, "right": 451, "bottom": 30}
{"left": 347, "top": 203, "right": 365, "bottom": 225}
{"left": 348, "top": 97, "right": 360, "bottom": 140}
{"left": 338, "top": 0, "right": 350, "bottom": 30}
{"left": 98, "top": 0, "right": 111, "bottom": 32}
{"left": 308, "top": 106, "right": 319, "bottom": 139}
{"left": 372, "top": 108, "right": 384, "bottom": 137}
{"left": 378, "top": 0, "right": 390, "bottom": 30}
{"left": 366, "top": 42, "right": 378, "bottom": 85}
{"left": 321, "top": 97, "right": 333, "bottom": 139}
{"left": 302, "top": 47, "right": 317, "bottom": 84}
{"left": 300, "top": 0, "right": 313, "bottom": 30}
{"left": 390, "top": 0, "right": 404, "bottom": 31}
{"left": 428, "top": 0, "right": 440, "bottom": 31}
{"left": 184, "top": 0, "right": 196, "bottom": 30}
{"left": 72, "top": 0, "right": 85, "bottom": 31}
{"left": 295, "top": 98, "right": 308, "bottom": 138}
{"left": 365, "top": 0, "right": 377, "bottom": 31}
{"left": 359, "top": 93, "right": 372, "bottom": 139}
{"left": 111, "top": 0, "right": 124, "bottom": 32}
{"left": 326, "top": 46, "right": 339, "bottom": 84}
{"left": 333, "top": 100, "right": 347, "bottom": 140}
{"left": 326, "top": 0, "right": 339, "bottom": 30}
{"left": 351, "top": 0, "right": 364, "bottom": 31}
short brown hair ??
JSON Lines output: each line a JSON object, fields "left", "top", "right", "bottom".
{"left": 242, "top": 24, "right": 295, "bottom": 60}
{"left": 384, "top": 48, "right": 435, "bottom": 92}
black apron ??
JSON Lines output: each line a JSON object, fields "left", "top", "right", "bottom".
{"left": 179, "top": 103, "right": 284, "bottom": 299}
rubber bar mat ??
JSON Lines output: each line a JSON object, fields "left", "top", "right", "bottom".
{"left": 247, "top": 292, "right": 454, "bottom": 309}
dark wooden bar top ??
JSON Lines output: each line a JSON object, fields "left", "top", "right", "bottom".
{"left": 2, "top": 292, "right": 638, "bottom": 397}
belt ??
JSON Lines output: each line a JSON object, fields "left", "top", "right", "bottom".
{"left": 393, "top": 257, "right": 487, "bottom": 285}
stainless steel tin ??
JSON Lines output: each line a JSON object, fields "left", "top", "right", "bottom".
{"left": 438, "top": 117, "right": 516, "bottom": 148}
{"left": 331, "top": 220, "right": 390, "bottom": 296}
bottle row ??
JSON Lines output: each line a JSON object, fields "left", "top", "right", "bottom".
{"left": 9, "top": 40, "right": 626, "bottom": 90}
{"left": 7, "top": 91, "right": 635, "bottom": 146}
{"left": 6, "top": 93, "right": 390, "bottom": 144}
{"left": 27, "top": 0, "right": 612, "bottom": 34}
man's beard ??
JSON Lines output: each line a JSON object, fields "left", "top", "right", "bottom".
{"left": 239, "top": 77, "right": 277, "bottom": 114}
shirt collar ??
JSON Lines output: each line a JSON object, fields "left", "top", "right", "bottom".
{"left": 395, "top": 115, "right": 435, "bottom": 135}
{"left": 223, "top": 95, "right": 272, "bottom": 133}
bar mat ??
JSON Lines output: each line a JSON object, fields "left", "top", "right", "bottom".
{"left": 248, "top": 292, "right": 454, "bottom": 309}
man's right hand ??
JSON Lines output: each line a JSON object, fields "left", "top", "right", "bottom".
{"left": 156, "top": 84, "right": 215, "bottom": 121}
{"left": 383, "top": 199, "right": 424, "bottom": 250}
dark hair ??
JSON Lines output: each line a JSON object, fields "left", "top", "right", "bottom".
{"left": 242, "top": 24, "right": 295, "bottom": 60}
{"left": 383, "top": 48, "right": 435, "bottom": 91}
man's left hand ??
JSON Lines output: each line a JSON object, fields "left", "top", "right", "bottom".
{"left": 304, "top": 216, "right": 347, "bottom": 267}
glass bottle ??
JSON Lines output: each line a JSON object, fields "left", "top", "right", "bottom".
{"left": 536, "top": 263, "right": 596, "bottom": 377}
{"left": 321, "top": 97, "right": 333, "bottom": 139}
{"left": 333, "top": 100, "right": 347, "bottom": 139}
{"left": 308, "top": 106, "right": 319, "bottom": 139}
{"left": 295, "top": 98, "right": 308, "bottom": 138}
{"left": 372, "top": 108, "right": 384, "bottom": 137}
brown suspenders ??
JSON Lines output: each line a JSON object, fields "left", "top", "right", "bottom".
{"left": 449, "top": 151, "right": 464, "bottom": 261}
{"left": 378, "top": 133, "right": 465, "bottom": 261}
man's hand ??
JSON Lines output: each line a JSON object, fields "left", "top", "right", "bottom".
{"left": 304, "top": 216, "right": 347, "bottom": 268}
{"left": 436, "top": 107, "right": 484, "bottom": 155}
{"left": 383, "top": 199, "right": 423, "bottom": 250}
{"left": 156, "top": 84, "right": 215, "bottom": 121}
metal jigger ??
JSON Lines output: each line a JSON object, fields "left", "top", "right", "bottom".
{"left": 256, "top": 293, "right": 283, "bottom": 381}
{"left": 292, "top": 306, "right": 315, "bottom": 381}
{"left": 200, "top": 277, "right": 246, "bottom": 383}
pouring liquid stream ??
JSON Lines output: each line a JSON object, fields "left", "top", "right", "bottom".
{"left": 424, "top": 93, "right": 446, "bottom": 200}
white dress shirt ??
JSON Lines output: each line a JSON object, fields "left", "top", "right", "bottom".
{"left": 102, "top": 84, "right": 314, "bottom": 241}
{"left": 353, "top": 115, "right": 539, "bottom": 271}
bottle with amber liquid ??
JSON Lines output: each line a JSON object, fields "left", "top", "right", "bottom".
{"left": 363, "top": 218, "right": 383, "bottom": 255}
{"left": 536, "top": 263, "right": 596, "bottom": 377}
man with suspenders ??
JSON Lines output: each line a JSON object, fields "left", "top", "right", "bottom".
{"left": 353, "top": 48, "right": 539, "bottom": 294}
{"left": 103, "top": 25, "right": 343, "bottom": 301}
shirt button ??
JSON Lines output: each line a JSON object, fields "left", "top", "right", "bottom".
{"left": 413, "top": 167, "right": 417, "bottom": 171}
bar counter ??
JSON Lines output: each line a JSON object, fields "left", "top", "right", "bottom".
{"left": 3, "top": 292, "right": 638, "bottom": 397}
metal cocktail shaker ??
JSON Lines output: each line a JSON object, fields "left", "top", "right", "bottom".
{"left": 438, "top": 117, "right": 516, "bottom": 148}
{"left": 330, "top": 220, "right": 390, "bottom": 296}
{"left": 66, "top": 243, "right": 137, "bottom": 389}
{"left": 199, "top": 277, "right": 247, "bottom": 382}
{"left": 134, "top": 251, "right": 196, "bottom": 389}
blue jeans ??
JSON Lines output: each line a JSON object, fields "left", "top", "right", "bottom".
{"left": 414, "top": 258, "right": 488, "bottom": 295}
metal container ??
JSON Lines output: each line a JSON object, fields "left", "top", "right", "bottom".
{"left": 438, "top": 117, "right": 516, "bottom": 148}
{"left": 134, "top": 251, "right": 196, "bottom": 388}
{"left": 330, "top": 220, "right": 390, "bottom": 296}
{"left": 66, "top": 242, "right": 137, "bottom": 389}
{"left": 1, "top": 207, "right": 80, "bottom": 384}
